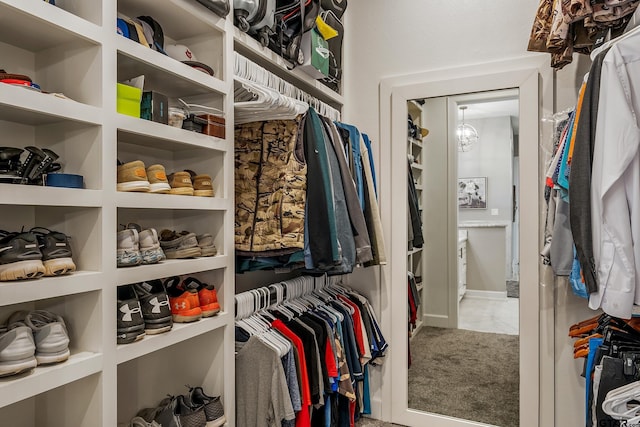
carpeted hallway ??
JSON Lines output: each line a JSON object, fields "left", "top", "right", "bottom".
{"left": 408, "top": 326, "right": 519, "bottom": 426}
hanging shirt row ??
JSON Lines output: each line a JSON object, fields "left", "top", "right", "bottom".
{"left": 234, "top": 276, "right": 388, "bottom": 427}
{"left": 234, "top": 103, "right": 386, "bottom": 275}
{"left": 542, "top": 24, "right": 640, "bottom": 320}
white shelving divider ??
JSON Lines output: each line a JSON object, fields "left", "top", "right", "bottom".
{"left": 0, "top": 0, "right": 345, "bottom": 425}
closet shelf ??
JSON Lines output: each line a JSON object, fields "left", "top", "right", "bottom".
{"left": 411, "top": 163, "right": 423, "bottom": 171}
{"left": 116, "top": 193, "right": 229, "bottom": 210}
{"left": 408, "top": 137, "right": 423, "bottom": 148}
{"left": 417, "top": 283, "right": 424, "bottom": 292}
{"left": 116, "top": 312, "right": 230, "bottom": 364}
{"left": 0, "top": 185, "right": 103, "bottom": 207}
{"left": 233, "top": 27, "right": 344, "bottom": 109}
{"left": 414, "top": 185, "right": 423, "bottom": 191}
{"left": 0, "top": 351, "right": 102, "bottom": 410}
{"left": 408, "top": 100, "right": 423, "bottom": 119}
{"left": 0, "top": 272, "right": 102, "bottom": 306}
{"left": 0, "top": 0, "right": 101, "bottom": 51}
{"left": 118, "top": 0, "right": 226, "bottom": 38}
{"left": 408, "top": 247, "right": 422, "bottom": 256}
{"left": 115, "top": 255, "right": 228, "bottom": 286}
{"left": 0, "top": 84, "right": 102, "bottom": 126}
{"left": 116, "top": 37, "right": 228, "bottom": 98}
{"left": 116, "top": 115, "right": 228, "bottom": 153}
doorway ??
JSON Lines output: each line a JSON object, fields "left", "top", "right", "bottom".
{"left": 380, "top": 61, "right": 545, "bottom": 427}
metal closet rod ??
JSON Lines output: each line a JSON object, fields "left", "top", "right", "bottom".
{"left": 233, "top": 52, "right": 341, "bottom": 121}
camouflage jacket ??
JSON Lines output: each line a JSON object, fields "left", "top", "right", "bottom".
{"left": 234, "top": 115, "right": 307, "bottom": 254}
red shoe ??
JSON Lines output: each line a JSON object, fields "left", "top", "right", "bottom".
{"left": 164, "top": 276, "right": 202, "bottom": 323}
{"left": 183, "top": 277, "right": 220, "bottom": 317}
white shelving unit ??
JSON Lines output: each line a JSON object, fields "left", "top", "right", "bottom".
{"left": 408, "top": 100, "right": 424, "bottom": 339}
{"left": 0, "top": 0, "right": 345, "bottom": 425}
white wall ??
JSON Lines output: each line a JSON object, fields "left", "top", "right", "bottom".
{"left": 343, "top": 1, "right": 592, "bottom": 426}
{"left": 458, "top": 117, "right": 513, "bottom": 223}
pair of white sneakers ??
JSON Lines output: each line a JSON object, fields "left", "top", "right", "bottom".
{"left": 117, "top": 224, "right": 166, "bottom": 267}
{"left": 0, "top": 310, "right": 70, "bottom": 377}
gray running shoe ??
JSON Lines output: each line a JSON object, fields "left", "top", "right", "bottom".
{"left": 0, "top": 230, "right": 45, "bottom": 281}
{"left": 159, "top": 230, "right": 202, "bottom": 259}
{"left": 117, "top": 285, "right": 145, "bottom": 344}
{"left": 133, "top": 280, "right": 173, "bottom": 335}
{"left": 30, "top": 227, "right": 76, "bottom": 276}
{"left": 196, "top": 234, "right": 217, "bottom": 257}
{"left": 139, "top": 228, "right": 165, "bottom": 264}
{"left": 117, "top": 229, "right": 142, "bottom": 267}
{"left": 8, "top": 310, "right": 70, "bottom": 365}
{"left": 187, "top": 386, "right": 226, "bottom": 427}
{"left": 0, "top": 321, "right": 37, "bottom": 377}
{"left": 129, "top": 416, "right": 161, "bottom": 427}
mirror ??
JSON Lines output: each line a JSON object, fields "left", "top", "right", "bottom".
{"left": 406, "top": 90, "right": 520, "bottom": 426}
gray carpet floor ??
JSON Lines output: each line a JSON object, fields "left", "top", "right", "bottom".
{"left": 507, "top": 280, "right": 519, "bottom": 298}
{"left": 356, "top": 419, "right": 403, "bottom": 426}
{"left": 408, "top": 326, "right": 519, "bottom": 426}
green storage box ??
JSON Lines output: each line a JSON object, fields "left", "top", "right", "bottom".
{"left": 117, "top": 83, "right": 142, "bottom": 117}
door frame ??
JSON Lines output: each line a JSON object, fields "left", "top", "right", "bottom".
{"left": 378, "top": 56, "right": 553, "bottom": 427}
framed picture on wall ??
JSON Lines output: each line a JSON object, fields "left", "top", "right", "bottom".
{"left": 458, "top": 177, "right": 487, "bottom": 209}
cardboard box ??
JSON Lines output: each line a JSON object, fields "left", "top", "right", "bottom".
{"left": 197, "top": 114, "right": 225, "bottom": 139}
{"left": 116, "top": 83, "right": 142, "bottom": 118}
{"left": 141, "top": 91, "right": 168, "bottom": 124}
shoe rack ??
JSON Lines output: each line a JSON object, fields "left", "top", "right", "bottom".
{"left": 0, "top": 1, "right": 344, "bottom": 426}
{"left": 407, "top": 100, "right": 424, "bottom": 338}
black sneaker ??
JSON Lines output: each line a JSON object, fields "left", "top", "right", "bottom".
{"left": 176, "top": 394, "right": 207, "bottom": 427}
{"left": 187, "top": 386, "right": 226, "bottom": 427}
{"left": 133, "top": 280, "right": 173, "bottom": 335}
{"left": 0, "top": 231, "right": 45, "bottom": 281}
{"left": 117, "top": 285, "right": 145, "bottom": 344}
{"left": 30, "top": 227, "right": 76, "bottom": 276}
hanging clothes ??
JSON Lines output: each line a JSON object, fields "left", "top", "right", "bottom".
{"left": 234, "top": 278, "right": 388, "bottom": 427}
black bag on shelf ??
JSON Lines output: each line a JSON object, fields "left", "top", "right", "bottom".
{"left": 321, "top": 0, "right": 346, "bottom": 18}
{"left": 194, "top": 0, "right": 231, "bottom": 18}
{"left": 268, "top": 0, "right": 320, "bottom": 65}
{"left": 320, "top": 9, "right": 343, "bottom": 90}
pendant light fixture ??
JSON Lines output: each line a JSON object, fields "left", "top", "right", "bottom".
{"left": 457, "top": 105, "right": 479, "bottom": 152}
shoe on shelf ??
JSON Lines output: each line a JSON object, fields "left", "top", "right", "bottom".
{"left": 153, "top": 395, "right": 207, "bottom": 427}
{"left": 117, "top": 160, "right": 151, "bottom": 192}
{"left": 29, "top": 227, "right": 76, "bottom": 276}
{"left": 187, "top": 171, "right": 214, "bottom": 197}
{"left": 146, "top": 164, "right": 171, "bottom": 194}
{"left": 133, "top": 280, "right": 173, "bottom": 335}
{"left": 164, "top": 276, "right": 202, "bottom": 323}
{"left": 196, "top": 234, "right": 217, "bottom": 257}
{"left": 187, "top": 386, "right": 226, "bottom": 427}
{"left": 117, "top": 228, "right": 142, "bottom": 267}
{"left": 0, "top": 321, "right": 37, "bottom": 377}
{"left": 159, "top": 230, "right": 201, "bottom": 259}
{"left": 117, "top": 285, "right": 146, "bottom": 344}
{"left": 129, "top": 417, "right": 161, "bottom": 427}
{"left": 0, "top": 230, "right": 46, "bottom": 281}
{"left": 139, "top": 229, "right": 165, "bottom": 265}
{"left": 8, "top": 310, "right": 70, "bottom": 365}
{"left": 168, "top": 171, "right": 194, "bottom": 196}
{"left": 183, "top": 277, "right": 220, "bottom": 317}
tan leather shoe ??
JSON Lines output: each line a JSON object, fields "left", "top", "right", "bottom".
{"left": 192, "top": 174, "right": 214, "bottom": 197}
{"left": 146, "top": 164, "right": 171, "bottom": 194}
{"left": 117, "top": 160, "right": 150, "bottom": 192}
{"left": 168, "top": 171, "right": 194, "bottom": 196}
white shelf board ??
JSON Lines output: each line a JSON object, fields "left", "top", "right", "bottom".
{"left": 0, "top": 271, "right": 102, "bottom": 306}
{"left": 411, "top": 163, "right": 423, "bottom": 171}
{"left": 116, "top": 192, "right": 229, "bottom": 210}
{"left": 0, "top": 0, "right": 101, "bottom": 51}
{"left": 417, "top": 283, "right": 424, "bottom": 292}
{"left": 0, "top": 84, "right": 102, "bottom": 126}
{"left": 116, "top": 37, "right": 228, "bottom": 98}
{"left": 410, "top": 319, "right": 424, "bottom": 341}
{"left": 117, "top": 312, "right": 230, "bottom": 364}
{"left": 0, "top": 184, "right": 103, "bottom": 207}
{"left": 118, "top": 0, "right": 226, "bottom": 40}
{"left": 0, "top": 351, "right": 102, "bottom": 409}
{"left": 414, "top": 185, "right": 423, "bottom": 191}
{"left": 116, "top": 114, "right": 227, "bottom": 153}
{"left": 233, "top": 27, "right": 344, "bottom": 109}
{"left": 409, "top": 137, "right": 423, "bottom": 148}
{"left": 408, "top": 100, "right": 423, "bottom": 118}
{"left": 116, "top": 255, "right": 228, "bottom": 285}
{"left": 408, "top": 247, "right": 423, "bottom": 256}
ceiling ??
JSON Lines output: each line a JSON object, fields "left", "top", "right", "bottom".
{"left": 458, "top": 98, "right": 519, "bottom": 134}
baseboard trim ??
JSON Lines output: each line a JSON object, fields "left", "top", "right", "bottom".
{"left": 464, "top": 289, "right": 508, "bottom": 300}
{"left": 423, "top": 314, "right": 451, "bottom": 328}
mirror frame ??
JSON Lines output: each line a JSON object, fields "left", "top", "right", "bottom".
{"left": 378, "top": 56, "right": 552, "bottom": 427}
